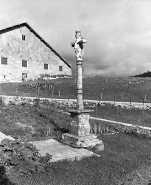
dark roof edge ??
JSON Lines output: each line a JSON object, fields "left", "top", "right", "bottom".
{"left": 0, "top": 22, "right": 72, "bottom": 68}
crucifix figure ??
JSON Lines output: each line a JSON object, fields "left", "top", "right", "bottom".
{"left": 71, "top": 30, "right": 87, "bottom": 61}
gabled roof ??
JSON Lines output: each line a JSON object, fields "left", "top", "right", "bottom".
{"left": 0, "top": 22, "right": 71, "bottom": 68}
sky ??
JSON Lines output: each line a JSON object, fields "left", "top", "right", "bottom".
{"left": 0, "top": 0, "right": 151, "bottom": 77}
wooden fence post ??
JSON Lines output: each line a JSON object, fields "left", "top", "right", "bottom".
{"left": 16, "top": 88, "right": 18, "bottom": 95}
{"left": 129, "top": 96, "right": 131, "bottom": 110}
{"left": 96, "top": 103, "right": 97, "bottom": 117}
{"left": 121, "top": 91, "right": 123, "bottom": 101}
{"left": 101, "top": 92, "right": 102, "bottom": 100}
{"left": 143, "top": 96, "right": 145, "bottom": 125}
{"left": 144, "top": 94, "right": 146, "bottom": 102}
{"left": 117, "top": 105, "right": 118, "bottom": 123}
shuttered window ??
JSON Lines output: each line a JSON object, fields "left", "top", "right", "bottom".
{"left": 22, "top": 35, "right": 25, "bottom": 40}
{"left": 22, "top": 60, "right": 27, "bottom": 67}
{"left": 1, "top": 57, "right": 7, "bottom": 65}
{"left": 59, "top": 66, "right": 63, "bottom": 71}
{"left": 44, "top": 63, "right": 48, "bottom": 70}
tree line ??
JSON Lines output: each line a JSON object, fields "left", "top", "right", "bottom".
{"left": 131, "top": 71, "right": 151, "bottom": 77}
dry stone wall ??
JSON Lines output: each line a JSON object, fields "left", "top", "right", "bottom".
{"left": 0, "top": 26, "right": 72, "bottom": 81}
{"left": 90, "top": 117, "right": 151, "bottom": 139}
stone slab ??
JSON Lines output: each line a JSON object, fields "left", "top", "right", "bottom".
{"left": 0, "top": 132, "right": 15, "bottom": 143}
{"left": 32, "top": 139, "right": 99, "bottom": 162}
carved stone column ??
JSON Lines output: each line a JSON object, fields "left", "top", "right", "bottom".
{"left": 77, "top": 60, "right": 84, "bottom": 110}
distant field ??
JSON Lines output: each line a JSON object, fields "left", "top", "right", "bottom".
{"left": 1, "top": 76, "right": 151, "bottom": 102}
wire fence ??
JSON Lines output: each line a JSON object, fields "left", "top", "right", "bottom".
{"left": 96, "top": 91, "right": 148, "bottom": 103}
{"left": 16, "top": 86, "right": 150, "bottom": 103}
{"left": 12, "top": 82, "right": 77, "bottom": 99}
{"left": 15, "top": 83, "right": 60, "bottom": 98}
{"left": 83, "top": 101, "right": 151, "bottom": 128}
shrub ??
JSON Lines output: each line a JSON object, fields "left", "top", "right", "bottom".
{"left": 0, "top": 139, "right": 52, "bottom": 175}
{"left": 33, "top": 98, "right": 40, "bottom": 107}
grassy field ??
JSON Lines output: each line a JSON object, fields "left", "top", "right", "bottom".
{"left": 5, "top": 133, "right": 151, "bottom": 185}
{"left": 1, "top": 76, "right": 151, "bottom": 102}
{"left": 42, "top": 76, "right": 151, "bottom": 102}
{"left": 0, "top": 102, "right": 71, "bottom": 142}
{"left": 88, "top": 103, "right": 151, "bottom": 127}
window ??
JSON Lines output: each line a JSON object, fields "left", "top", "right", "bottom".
{"left": 1, "top": 57, "right": 7, "bottom": 65}
{"left": 59, "top": 66, "right": 63, "bottom": 71}
{"left": 22, "top": 60, "right": 27, "bottom": 67}
{"left": 44, "top": 63, "right": 48, "bottom": 70}
{"left": 22, "top": 35, "right": 25, "bottom": 40}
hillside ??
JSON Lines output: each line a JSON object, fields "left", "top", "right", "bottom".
{"left": 0, "top": 76, "right": 151, "bottom": 102}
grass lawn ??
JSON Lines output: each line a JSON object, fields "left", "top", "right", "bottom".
{"left": 0, "top": 102, "right": 71, "bottom": 142}
{"left": 5, "top": 133, "right": 151, "bottom": 185}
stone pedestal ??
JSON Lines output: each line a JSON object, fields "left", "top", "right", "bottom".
{"left": 62, "top": 109, "right": 104, "bottom": 150}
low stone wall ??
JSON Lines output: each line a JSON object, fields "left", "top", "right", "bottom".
{"left": 90, "top": 117, "right": 151, "bottom": 138}
{"left": 0, "top": 95, "right": 97, "bottom": 109}
{"left": 1, "top": 95, "right": 151, "bottom": 110}
{"left": 0, "top": 95, "right": 77, "bottom": 107}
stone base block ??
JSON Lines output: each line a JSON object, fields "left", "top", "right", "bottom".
{"left": 62, "top": 133, "right": 104, "bottom": 150}
{"left": 70, "top": 123, "right": 90, "bottom": 136}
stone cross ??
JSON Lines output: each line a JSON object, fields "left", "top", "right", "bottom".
{"left": 62, "top": 31, "right": 104, "bottom": 150}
